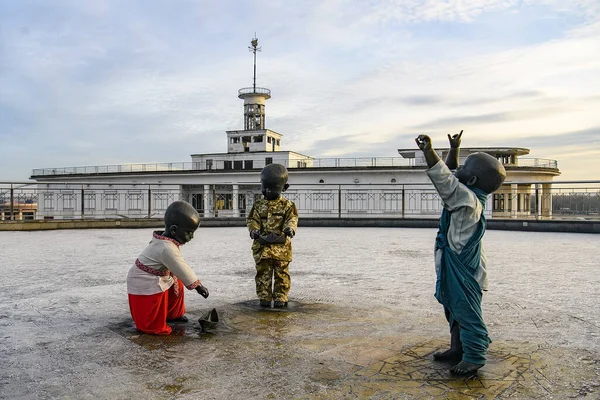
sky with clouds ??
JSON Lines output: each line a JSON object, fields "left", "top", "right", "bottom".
{"left": 1, "top": 0, "right": 599, "bottom": 180}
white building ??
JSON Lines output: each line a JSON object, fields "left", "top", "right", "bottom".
{"left": 30, "top": 39, "right": 559, "bottom": 221}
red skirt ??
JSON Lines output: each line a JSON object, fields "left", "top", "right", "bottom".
{"left": 128, "top": 279, "right": 185, "bottom": 335}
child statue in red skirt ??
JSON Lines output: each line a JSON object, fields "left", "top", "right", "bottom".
{"left": 126, "top": 200, "right": 209, "bottom": 335}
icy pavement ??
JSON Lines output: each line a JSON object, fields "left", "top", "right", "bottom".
{"left": 0, "top": 227, "right": 598, "bottom": 399}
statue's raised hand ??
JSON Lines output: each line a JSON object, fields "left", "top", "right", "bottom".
{"left": 415, "top": 135, "right": 433, "bottom": 151}
{"left": 447, "top": 130, "right": 463, "bottom": 148}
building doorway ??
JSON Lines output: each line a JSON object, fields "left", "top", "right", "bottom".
{"left": 238, "top": 193, "right": 246, "bottom": 217}
{"left": 190, "top": 193, "right": 204, "bottom": 216}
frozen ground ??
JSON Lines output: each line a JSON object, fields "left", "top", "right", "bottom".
{"left": 0, "top": 227, "right": 598, "bottom": 399}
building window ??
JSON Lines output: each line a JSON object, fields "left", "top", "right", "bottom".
{"left": 127, "top": 192, "right": 143, "bottom": 210}
{"left": 224, "top": 161, "right": 233, "bottom": 170}
{"left": 153, "top": 192, "right": 171, "bottom": 210}
{"left": 242, "top": 136, "right": 252, "bottom": 143}
{"left": 190, "top": 193, "right": 204, "bottom": 212}
{"left": 265, "top": 157, "right": 273, "bottom": 165}
{"left": 253, "top": 135, "right": 263, "bottom": 143}
{"left": 493, "top": 193, "right": 505, "bottom": 211}
{"left": 319, "top": 179, "right": 325, "bottom": 183}
{"left": 381, "top": 193, "right": 401, "bottom": 212}
{"left": 61, "top": 192, "right": 76, "bottom": 210}
{"left": 496, "top": 154, "right": 511, "bottom": 164}
{"left": 231, "top": 137, "right": 240, "bottom": 144}
{"left": 523, "top": 193, "right": 530, "bottom": 212}
{"left": 346, "top": 193, "right": 369, "bottom": 211}
{"left": 311, "top": 193, "right": 335, "bottom": 211}
{"left": 391, "top": 178, "right": 397, "bottom": 183}
{"left": 276, "top": 139, "right": 280, "bottom": 146}
{"left": 44, "top": 193, "right": 54, "bottom": 209}
{"left": 206, "top": 159, "right": 213, "bottom": 170}
{"left": 84, "top": 192, "right": 96, "bottom": 210}
{"left": 104, "top": 192, "right": 118, "bottom": 210}
{"left": 234, "top": 160, "right": 243, "bottom": 170}
{"left": 244, "top": 160, "right": 254, "bottom": 169}
{"left": 297, "top": 161, "right": 307, "bottom": 168}
{"left": 215, "top": 194, "right": 233, "bottom": 210}
{"left": 267, "top": 137, "right": 272, "bottom": 143}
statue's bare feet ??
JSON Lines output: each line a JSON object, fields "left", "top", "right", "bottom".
{"left": 167, "top": 315, "right": 189, "bottom": 323}
{"left": 433, "top": 349, "right": 462, "bottom": 361}
{"left": 450, "top": 361, "right": 483, "bottom": 375}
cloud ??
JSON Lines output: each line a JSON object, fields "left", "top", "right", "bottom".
{"left": 512, "top": 126, "right": 600, "bottom": 149}
{"left": 0, "top": 0, "right": 599, "bottom": 181}
{"left": 414, "top": 106, "right": 570, "bottom": 129}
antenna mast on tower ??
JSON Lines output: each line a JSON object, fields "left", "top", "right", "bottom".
{"left": 249, "top": 33, "right": 261, "bottom": 92}
{"left": 238, "top": 35, "right": 271, "bottom": 131}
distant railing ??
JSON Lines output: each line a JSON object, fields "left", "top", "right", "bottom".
{"left": 30, "top": 157, "right": 415, "bottom": 176}
{"left": 512, "top": 158, "right": 558, "bottom": 169}
{"left": 238, "top": 87, "right": 271, "bottom": 97}
{"left": 32, "top": 163, "right": 193, "bottom": 176}
{"left": 30, "top": 155, "right": 560, "bottom": 177}
{"left": 1, "top": 180, "right": 599, "bottom": 222}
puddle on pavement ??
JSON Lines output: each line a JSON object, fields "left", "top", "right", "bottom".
{"left": 107, "top": 313, "right": 236, "bottom": 350}
{"left": 107, "top": 300, "right": 327, "bottom": 350}
{"left": 234, "top": 299, "right": 306, "bottom": 313}
{"left": 107, "top": 302, "right": 599, "bottom": 399}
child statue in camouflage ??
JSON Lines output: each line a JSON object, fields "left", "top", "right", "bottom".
{"left": 247, "top": 163, "right": 299, "bottom": 308}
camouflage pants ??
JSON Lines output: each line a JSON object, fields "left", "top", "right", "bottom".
{"left": 255, "top": 259, "right": 291, "bottom": 302}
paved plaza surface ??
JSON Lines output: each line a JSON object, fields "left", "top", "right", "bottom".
{"left": 1, "top": 227, "right": 598, "bottom": 399}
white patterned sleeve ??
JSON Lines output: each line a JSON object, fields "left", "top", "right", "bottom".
{"left": 159, "top": 243, "right": 202, "bottom": 290}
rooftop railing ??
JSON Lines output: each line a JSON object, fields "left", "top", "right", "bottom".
{"left": 512, "top": 158, "right": 558, "bottom": 169}
{"left": 238, "top": 87, "right": 271, "bottom": 97}
{"left": 30, "top": 157, "right": 415, "bottom": 176}
{"left": 30, "top": 156, "right": 558, "bottom": 177}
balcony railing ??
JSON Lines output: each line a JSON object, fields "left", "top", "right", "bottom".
{"left": 511, "top": 158, "right": 558, "bottom": 169}
{"left": 30, "top": 156, "right": 559, "bottom": 177}
{"left": 2, "top": 180, "right": 599, "bottom": 221}
{"left": 31, "top": 157, "right": 416, "bottom": 176}
{"left": 238, "top": 87, "right": 271, "bottom": 97}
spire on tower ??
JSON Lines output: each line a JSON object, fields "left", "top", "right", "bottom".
{"left": 249, "top": 33, "right": 261, "bottom": 92}
{"left": 238, "top": 35, "right": 271, "bottom": 131}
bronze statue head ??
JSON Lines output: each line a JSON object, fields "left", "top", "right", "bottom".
{"left": 163, "top": 200, "right": 200, "bottom": 245}
{"left": 260, "top": 163, "right": 290, "bottom": 200}
{"left": 455, "top": 152, "right": 506, "bottom": 194}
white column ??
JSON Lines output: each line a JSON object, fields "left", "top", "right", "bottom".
{"left": 542, "top": 183, "right": 553, "bottom": 218}
{"left": 511, "top": 184, "right": 518, "bottom": 219}
{"left": 204, "top": 184, "right": 213, "bottom": 218}
{"left": 535, "top": 184, "right": 541, "bottom": 220}
{"left": 232, "top": 185, "right": 239, "bottom": 217}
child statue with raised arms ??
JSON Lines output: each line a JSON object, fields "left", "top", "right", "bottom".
{"left": 247, "top": 163, "right": 299, "bottom": 308}
{"left": 415, "top": 131, "right": 506, "bottom": 375}
{"left": 126, "top": 200, "right": 209, "bottom": 335}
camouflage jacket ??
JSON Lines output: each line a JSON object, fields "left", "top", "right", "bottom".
{"left": 247, "top": 196, "right": 299, "bottom": 263}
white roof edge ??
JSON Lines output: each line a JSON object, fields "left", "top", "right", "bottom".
{"left": 225, "top": 129, "right": 283, "bottom": 137}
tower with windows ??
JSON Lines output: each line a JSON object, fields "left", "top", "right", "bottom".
{"left": 227, "top": 36, "right": 282, "bottom": 153}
